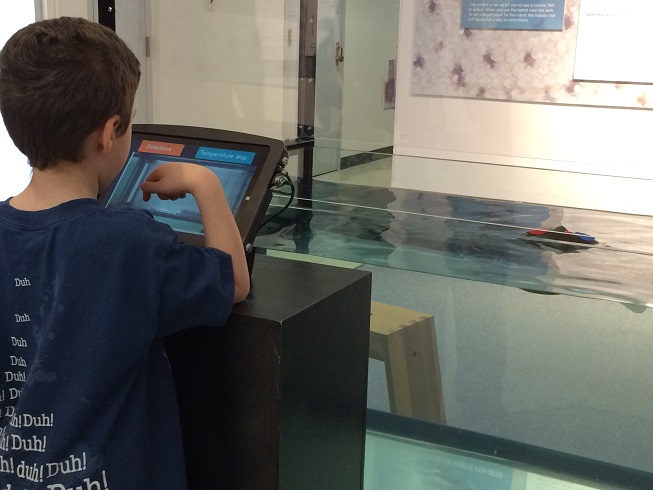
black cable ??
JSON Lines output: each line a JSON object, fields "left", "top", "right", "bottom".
{"left": 259, "top": 177, "right": 296, "bottom": 229}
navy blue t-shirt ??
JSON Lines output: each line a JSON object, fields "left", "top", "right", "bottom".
{"left": 0, "top": 198, "right": 235, "bottom": 489}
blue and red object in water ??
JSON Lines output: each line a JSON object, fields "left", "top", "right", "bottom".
{"left": 525, "top": 225, "right": 597, "bottom": 245}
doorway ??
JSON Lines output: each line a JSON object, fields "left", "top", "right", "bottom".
{"left": 307, "top": 0, "right": 400, "bottom": 178}
{"left": 95, "top": 0, "right": 399, "bottom": 179}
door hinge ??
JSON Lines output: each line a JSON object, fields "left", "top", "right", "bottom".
{"left": 145, "top": 36, "right": 151, "bottom": 58}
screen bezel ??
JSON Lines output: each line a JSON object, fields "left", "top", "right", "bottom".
{"left": 99, "top": 124, "right": 286, "bottom": 248}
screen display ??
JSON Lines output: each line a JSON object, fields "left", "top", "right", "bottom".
{"left": 105, "top": 136, "right": 263, "bottom": 235}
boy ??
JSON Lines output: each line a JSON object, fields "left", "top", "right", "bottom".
{"left": 0, "top": 17, "right": 249, "bottom": 489}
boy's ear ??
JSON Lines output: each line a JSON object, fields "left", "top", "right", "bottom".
{"left": 98, "top": 115, "right": 121, "bottom": 152}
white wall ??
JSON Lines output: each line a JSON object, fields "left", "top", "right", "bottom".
{"left": 0, "top": 4, "right": 35, "bottom": 201}
{"left": 340, "top": 0, "right": 399, "bottom": 152}
{"left": 42, "top": 0, "right": 92, "bottom": 19}
{"left": 392, "top": 0, "right": 653, "bottom": 215}
{"left": 149, "top": 0, "right": 298, "bottom": 141}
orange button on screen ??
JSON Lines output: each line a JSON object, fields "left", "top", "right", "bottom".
{"left": 138, "top": 140, "right": 184, "bottom": 156}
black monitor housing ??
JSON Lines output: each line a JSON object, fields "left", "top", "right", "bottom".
{"left": 100, "top": 124, "right": 288, "bottom": 272}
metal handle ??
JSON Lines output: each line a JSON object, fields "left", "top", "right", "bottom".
{"left": 335, "top": 42, "right": 344, "bottom": 65}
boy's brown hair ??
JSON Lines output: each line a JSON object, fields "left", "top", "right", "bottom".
{"left": 0, "top": 17, "right": 141, "bottom": 170}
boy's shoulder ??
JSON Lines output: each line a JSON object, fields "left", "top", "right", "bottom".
{"left": 88, "top": 203, "right": 178, "bottom": 247}
{"left": 0, "top": 198, "right": 174, "bottom": 245}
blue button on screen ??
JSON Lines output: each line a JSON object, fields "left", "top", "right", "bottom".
{"left": 195, "top": 147, "right": 256, "bottom": 165}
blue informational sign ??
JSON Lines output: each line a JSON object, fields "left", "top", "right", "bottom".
{"left": 461, "top": 0, "right": 565, "bottom": 31}
{"left": 195, "top": 147, "right": 256, "bottom": 165}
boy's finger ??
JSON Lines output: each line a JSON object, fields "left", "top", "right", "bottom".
{"left": 140, "top": 182, "right": 156, "bottom": 201}
{"left": 140, "top": 181, "right": 157, "bottom": 193}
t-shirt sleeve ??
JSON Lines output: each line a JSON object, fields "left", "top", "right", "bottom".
{"left": 156, "top": 237, "right": 235, "bottom": 337}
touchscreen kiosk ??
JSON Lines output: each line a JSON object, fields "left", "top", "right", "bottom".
{"left": 100, "top": 124, "right": 287, "bottom": 270}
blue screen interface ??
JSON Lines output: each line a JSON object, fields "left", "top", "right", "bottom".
{"left": 106, "top": 138, "right": 259, "bottom": 235}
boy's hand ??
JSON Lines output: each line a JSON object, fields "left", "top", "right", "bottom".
{"left": 140, "top": 162, "right": 216, "bottom": 202}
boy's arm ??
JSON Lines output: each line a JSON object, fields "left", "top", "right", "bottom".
{"left": 140, "top": 162, "right": 250, "bottom": 303}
